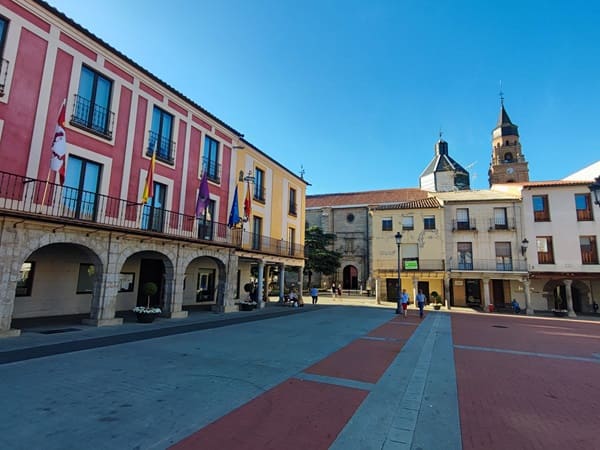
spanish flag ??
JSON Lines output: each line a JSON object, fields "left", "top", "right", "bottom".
{"left": 243, "top": 181, "right": 252, "bottom": 219}
{"left": 142, "top": 143, "right": 156, "bottom": 203}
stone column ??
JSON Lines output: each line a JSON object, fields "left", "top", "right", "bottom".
{"left": 0, "top": 268, "right": 20, "bottom": 337}
{"left": 279, "top": 264, "right": 285, "bottom": 302}
{"left": 444, "top": 274, "right": 451, "bottom": 309}
{"left": 482, "top": 278, "right": 491, "bottom": 312}
{"left": 524, "top": 278, "right": 534, "bottom": 315}
{"left": 298, "top": 267, "right": 304, "bottom": 301}
{"left": 564, "top": 279, "right": 576, "bottom": 318}
{"left": 83, "top": 270, "right": 123, "bottom": 327}
{"left": 257, "top": 260, "right": 265, "bottom": 309}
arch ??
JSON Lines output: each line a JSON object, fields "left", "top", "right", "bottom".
{"left": 183, "top": 254, "right": 227, "bottom": 309}
{"left": 342, "top": 265, "right": 359, "bottom": 290}
{"left": 542, "top": 279, "right": 589, "bottom": 312}
{"left": 12, "top": 242, "right": 103, "bottom": 319}
{"left": 503, "top": 152, "right": 513, "bottom": 162}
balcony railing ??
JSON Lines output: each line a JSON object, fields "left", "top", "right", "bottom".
{"left": 0, "top": 57, "right": 8, "bottom": 96}
{"left": 254, "top": 185, "right": 266, "bottom": 203}
{"left": 487, "top": 217, "right": 516, "bottom": 230}
{"left": 70, "top": 94, "right": 115, "bottom": 139}
{"left": 449, "top": 259, "right": 527, "bottom": 272}
{"left": 0, "top": 170, "right": 304, "bottom": 259}
{"left": 452, "top": 218, "right": 477, "bottom": 231}
{"left": 202, "top": 156, "right": 221, "bottom": 184}
{"left": 378, "top": 259, "right": 445, "bottom": 272}
{"left": 148, "top": 130, "right": 175, "bottom": 165}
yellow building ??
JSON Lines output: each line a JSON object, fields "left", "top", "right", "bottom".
{"left": 370, "top": 198, "right": 445, "bottom": 304}
{"left": 230, "top": 139, "right": 308, "bottom": 305}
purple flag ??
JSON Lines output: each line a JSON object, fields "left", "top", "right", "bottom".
{"left": 195, "top": 171, "right": 210, "bottom": 217}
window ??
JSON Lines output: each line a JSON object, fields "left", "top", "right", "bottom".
{"left": 580, "top": 236, "right": 598, "bottom": 264}
{"left": 457, "top": 242, "right": 473, "bottom": 269}
{"left": 346, "top": 213, "right": 354, "bottom": 223}
{"left": 254, "top": 168, "right": 265, "bottom": 202}
{"left": 77, "top": 264, "right": 95, "bottom": 294}
{"left": 382, "top": 218, "right": 392, "bottom": 231}
{"left": 203, "top": 136, "right": 220, "bottom": 182}
{"left": 119, "top": 273, "right": 135, "bottom": 292}
{"left": 402, "top": 216, "right": 414, "bottom": 230}
{"left": 536, "top": 236, "right": 555, "bottom": 264}
{"left": 62, "top": 155, "right": 101, "bottom": 221}
{"left": 252, "top": 216, "right": 263, "bottom": 250}
{"left": 345, "top": 238, "right": 355, "bottom": 253}
{"left": 150, "top": 106, "right": 174, "bottom": 163}
{"left": 198, "top": 199, "right": 216, "bottom": 240}
{"left": 532, "top": 195, "right": 550, "bottom": 221}
{"left": 288, "top": 227, "right": 295, "bottom": 256}
{"left": 575, "top": 193, "right": 593, "bottom": 221}
{"left": 141, "top": 182, "right": 166, "bottom": 232}
{"left": 289, "top": 188, "right": 297, "bottom": 215}
{"left": 15, "top": 262, "right": 35, "bottom": 297}
{"left": 456, "top": 208, "right": 470, "bottom": 230}
{"left": 493, "top": 208, "right": 508, "bottom": 229}
{"left": 495, "top": 242, "right": 512, "bottom": 270}
{"left": 423, "top": 215, "right": 436, "bottom": 230}
{"left": 402, "top": 243, "right": 418, "bottom": 270}
{"left": 0, "top": 16, "right": 8, "bottom": 94}
{"left": 71, "top": 66, "right": 113, "bottom": 138}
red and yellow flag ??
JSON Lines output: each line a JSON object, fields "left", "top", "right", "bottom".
{"left": 142, "top": 144, "right": 156, "bottom": 203}
{"left": 243, "top": 181, "right": 252, "bottom": 219}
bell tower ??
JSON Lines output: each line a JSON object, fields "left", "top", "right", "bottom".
{"left": 488, "top": 95, "right": 529, "bottom": 186}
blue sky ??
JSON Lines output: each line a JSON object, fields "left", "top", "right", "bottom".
{"left": 51, "top": 0, "right": 600, "bottom": 194}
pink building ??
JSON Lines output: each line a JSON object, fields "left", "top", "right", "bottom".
{"left": 0, "top": 0, "right": 307, "bottom": 337}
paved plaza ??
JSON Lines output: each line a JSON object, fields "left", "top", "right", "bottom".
{"left": 0, "top": 297, "right": 599, "bottom": 450}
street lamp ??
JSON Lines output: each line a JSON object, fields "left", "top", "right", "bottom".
{"left": 589, "top": 175, "right": 600, "bottom": 206}
{"left": 521, "top": 238, "right": 529, "bottom": 257}
{"left": 395, "top": 232, "right": 402, "bottom": 313}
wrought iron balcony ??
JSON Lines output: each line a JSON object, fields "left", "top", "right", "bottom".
{"left": 449, "top": 258, "right": 527, "bottom": 272}
{"left": 202, "top": 156, "right": 221, "bottom": 184}
{"left": 0, "top": 57, "right": 9, "bottom": 97}
{"left": 487, "top": 217, "right": 516, "bottom": 231}
{"left": 0, "top": 170, "right": 304, "bottom": 259}
{"left": 148, "top": 130, "right": 175, "bottom": 165}
{"left": 254, "top": 185, "right": 266, "bottom": 203}
{"left": 452, "top": 218, "right": 477, "bottom": 231}
{"left": 289, "top": 202, "right": 297, "bottom": 216}
{"left": 70, "top": 94, "right": 115, "bottom": 139}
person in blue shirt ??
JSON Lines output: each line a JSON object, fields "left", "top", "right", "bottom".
{"left": 400, "top": 289, "right": 410, "bottom": 318}
{"left": 511, "top": 299, "right": 521, "bottom": 314}
{"left": 416, "top": 289, "right": 427, "bottom": 319}
{"left": 310, "top": 286, "right": 319, "bottom": 304}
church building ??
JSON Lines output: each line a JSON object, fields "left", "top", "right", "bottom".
{"left": 419, "top": 135, "right": 470, "bottom": 192}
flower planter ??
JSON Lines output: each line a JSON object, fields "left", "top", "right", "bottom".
{"left": 433, "top": 305, "right": 442, "bottom": 310}
{"left": 239, "top": 303, "right": 256, "bottom": 311}
{"left": 552, "top": 310, "right": 568, "bottom": 317}
{"left": 136, "top": 312, "right": 160, "bottom": 323}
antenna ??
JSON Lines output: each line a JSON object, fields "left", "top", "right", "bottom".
{"left": 499, "top": 80, "right": 504, "bottom": 106}
{"left": 300, "top": 165, "right": 305, "bottom": 179}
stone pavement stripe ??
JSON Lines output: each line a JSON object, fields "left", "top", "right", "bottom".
{"left": 360, "top": 335, "right": 405, "bottom": 342}
{"left": 455, "top": 344, "right": 600, "bottom": 364}
{"left": 294, "top": 372, "right": 376, "bottom": 391}
{"left": 0, "top": 308, "right": 316, "bottom": 365}
{"left": 169, "top": 378, "right": 368, "bottom": 450}
{"left": 330, "top": 312, "right": 462, "bottom": 450}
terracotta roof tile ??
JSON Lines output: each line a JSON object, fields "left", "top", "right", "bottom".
{"left": 374, "top": 197, "right": 441, "bottom": 210}
{"left": 306, "top": 188, "right": 428, "bottom": 208}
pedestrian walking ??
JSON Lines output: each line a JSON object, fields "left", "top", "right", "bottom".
{"left": 331, "top": 282, "right": 336, "bottom": 299}
{"left": 401, "top": 289, "right": 410, "bottom": 318}
{"left": 416, "top": 289, "right": 427, "bottom": 319}
{"left": 310, "top": 286, "right": 319, "bottom": 304}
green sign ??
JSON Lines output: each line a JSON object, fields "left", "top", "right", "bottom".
{"left": 404, "top": 260, "right": 418, "bottom": 270}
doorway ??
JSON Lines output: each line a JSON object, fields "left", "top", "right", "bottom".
{"left": 137, "top": 259, "right": 164, "bottom": 308}
{"left": 417, "top": 281, "right": 430, "bottom": 303}
{"left": 492, "top": 280, "right": 506, "bottom": 306}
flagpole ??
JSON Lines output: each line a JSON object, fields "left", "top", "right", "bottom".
{"left": 40, "top": 167, "right": 52, "bottom": 211}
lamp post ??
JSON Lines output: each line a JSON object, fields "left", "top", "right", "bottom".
{"left": 589, "top": 175, "right": 600, "bottom": 207}
{"left": 520, "top": 238, "right": 529, "bottom": 257}
{"left": 521, "top": 238, "right": 533, "bottom": 315}
{"left": 395, "top": 232, "right": 402, "bottom": 314}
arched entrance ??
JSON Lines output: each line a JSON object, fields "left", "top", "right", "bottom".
{"left": 343, "top": 265, "right": 358, "bottom": 290}
{"left": 543, "top": 280, "right": 589, "bottom": 313}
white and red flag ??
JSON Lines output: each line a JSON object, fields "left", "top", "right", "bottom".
{"left": 50, "top": 100, "right": 67, "bottom": 185}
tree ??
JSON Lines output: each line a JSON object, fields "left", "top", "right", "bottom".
{"left": 305, "top": 226, "right": 341, "bottom": 283}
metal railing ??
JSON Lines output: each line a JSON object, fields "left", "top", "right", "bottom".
{"left": 452, "top": 218, "right": 477, "bottom": 231}
{"left": 148, "top": 130, "right": 175, "bottom": 164}
{"left": 202, "top": 156, "right": 221, "bottom": 183}
{"left": 378, "top": 259, "right": 445, "bottom": 272}
{"left": 0, "top": 170, "right": 304, "bottom": 259}
{"left": 487, "top": 217, "right": 516, "bottom": 230}
{"left": 449, "top": 259, "right": 527, "bottom": 272}
{"left": 70, "top": 94, "right": 115, "bottom": 139}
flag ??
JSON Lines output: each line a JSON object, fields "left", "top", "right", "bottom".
{"left": 243, "top": 181, "right": 252, "bottom": 219}
{"left": 50, "top": 100, "right": 67, "bottom": 185}
{"left": 228, "top": 185, "right": 241, "bottom": 228}
{"left": 195, "top": 171, "right": 210, "bottom": 217}
{"left": 141, "top": 143, "right": 156, "bottom": 203}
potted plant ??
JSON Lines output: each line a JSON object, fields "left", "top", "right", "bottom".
{"left": 134, "top": 281, "right": 161, "bottom": 323}
{"left": 431, "top": 291, "right": 443, "bottom": 310}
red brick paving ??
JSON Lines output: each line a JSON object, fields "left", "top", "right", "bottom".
{"left": 452, "top": 313, "right": 600, "bottom": 450}
{"left": 170, "top": 314, "right": 421, "bottom": 450}
{"left": 169, "top": 378, "right": 368, "bottom": 450}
